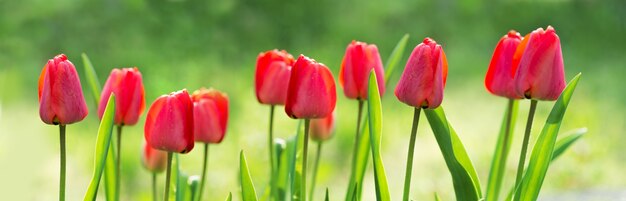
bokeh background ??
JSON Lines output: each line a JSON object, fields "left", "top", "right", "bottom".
{"left": 1, "top": 0, "right": 625, "bottom": 200}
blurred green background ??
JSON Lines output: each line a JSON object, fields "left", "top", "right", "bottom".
{"left": 1, "top": 0, "right": 625, "bottom": 200}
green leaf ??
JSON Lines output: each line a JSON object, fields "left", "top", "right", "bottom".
{"left": 515, "top": 73, "right": 582, "bottom": 201}
{"left": 103, "top": 136, "right": 117, "bottom": 200}
{"left": 434, "top": 192, "right": 442, "bottom": 201}
{"left": 384, "top": 34, "right": 410, "bottom": 82}
{"left": 424, "top": 107, "right": 482, "bottom": 201}
{"left": 275, "top": 138, "right": 288, "bottom": 201}
{"left": 188, "top": 176, "right": 200, "bottom": 201}
{"left": 485, "top": 100, "right": 519, "bottom": 201}
{"left": 288, "top": 121, "right": 305, "bottom": 201}
{"left": 367, "top": 70, "right": 390, "bottom": 201}
{"left": 226, "top": 192, "right": 233, "bottom": 201}
{"left": 240, "top": 151, "right": 259, "bottom": 201}
{"left": 552, "top": 128, "right": 587, "bottom": 160}
{"left": 83, "top": 95, "right": 115, "bottom": 201}
{"left": 325, "top": 188, "right": 330, "bottom": 201}
{"left": 81, "top": 53, "right": 102, "bottom": 106}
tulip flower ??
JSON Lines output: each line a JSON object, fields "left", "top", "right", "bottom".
{"left": 144, "top": 89, "right": 194, "bottom": 200}
{"left": 97, "top": 67, "right": 146, "bottom": 198}
{"left": 191, "top": 87, "right": 229, "bottom": 201}
{"left": 485, "top": 31, "right": 524, "bottom": 99}
{"left": 38, "top": 54, "right": 88, "bottom": 201}
{"left": 308, "top": 111, "right": 336, "bottom": 201}
{"left": 511, "top": 26, "right": 566, "bottom": 189}
{"left": 255, "top": 49, "right": 295, "bottom": 105}
{"left": 285, "top": 54, "right": 337, "bottom": 201}
{"left": 339, "top": 41, "right": 385, "bottom": 100}
{"left": 394, "top": 38, "right": 448, "bottom": 201}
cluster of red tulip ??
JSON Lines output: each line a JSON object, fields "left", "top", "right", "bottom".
{"left": 38, "top": 25, "right": 577, "bottom": 201}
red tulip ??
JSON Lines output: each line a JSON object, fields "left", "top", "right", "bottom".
{"left": 485, "top": 31, "right": 524, "bottom": 99}
{"left": 38, "top": 54, "right": 89, "bottom": 125}
{"left": 512, "top": 26, "right": 566, "bottom": 101}
{"left": 339, "top": 41, "right": 385, "bottom": 100}
{"left": 394, "top": 38, "right": 448, "bottom": 109}
{"left": 255, "top": 50, "right": 295, "bottom": 105}
{"left": 141, "top": 143, "right": 168, "bottom": 173}
{"left": 98, "top": 67, "right": 146, "bottom": 126}
{"left": 144, "top": 89, "right": 194, "bottom": 153}
{"left": 310, "top": 111, "right": 336, "bottom": 141}
{"left": 192, "top": 88, "right": 229, "bottom": 144}
{"left": 285, "top": 55, "right": 337, "bottom": 119}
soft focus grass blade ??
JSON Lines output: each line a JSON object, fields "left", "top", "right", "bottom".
{"left": 434, "top": 193, "right": 441, "bottom": 201}
{"left": 189, "top": 176, "right": 200, "bottom": 201}
{"left": 367, "top": 71, "right": 390, "bottom": 201}
{"left": 81, "top": 53, "right": 101, "bottom": 105}
{"left": 226, "top": 192, "right": 233, "bottom": 201}
{"left": 240, "top": 151, "right": 259, "bottom": 201}
{"left": 515, "top": 74, "right": 581, "bottom": 201}
{"left": 552, "top": 128, "right": 587, "bottom": 160}
{"left": 289, "top": 121, "right": 305, "bottom": 201}
{"left": 83, "top": 95, "right": 115, "bottom": 201}
{"left": 424, "top": 107, "right": 482, "bottom": 201}
{"left": 275, "top": 139, "right": 288, "bottom": 201}
{"left": 384, "top": 33, "right": 410, "bottom": 81}
{"left": 325, "top": 188, "right": 329, "bottom": 201}
{"left": 485, "top": 100, "right": 519, "bottom": 201}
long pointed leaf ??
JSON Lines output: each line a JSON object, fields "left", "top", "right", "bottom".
{"left": 81, "top": 53, "right": 101, "bottom": 105}
{"left": 552, "top": 128, "right": 586, "bottom": 160}
{"left": 226, "top": 192, "right": 233, "bottom": 201}
{"left": 434, "top": 192, "right": 442, "bottom": 201}
{"left": 241, "top": 151, "right": 259, "bottom": 201}
{"left": 485, "top": 100, "right": 519, "bottom": 200}
{"left": 83, "top": 95, "right": 115, "bottom": 201}
{"left": 367, "top": 70, "right": 390, "bottom": 201}
{"left": 384, "top": 34, "right": 410, "bottom": 81}
{"left": 288, "top": 121, "right": 305, "bottom": 201}
{"left": 516, "top": 74, "right": 582, "bottom": 201}
{"left": 325, "top": 188, "right": 330, "bottom": 201}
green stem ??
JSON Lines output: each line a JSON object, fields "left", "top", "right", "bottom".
{"left": 302, "top": 119, "right": 311, "bottom": 201}
{"left": 164, "top": 152, "right": 173, "bottom": 201}
{"left": 268, "top": 105, "right": 276, "bottom": 200}
{"left": 309, "top": 141, "right": 323, "bottom": 201}
{"left": 514, "top": 100, "right": 538, "bottom": 187}
{"left": 485, "top": 99, "right": 516, "bottom": 201}
{"left": 116, "top": 125, "right": 122, "bottom": 201}
{"left": 197, "top": 144, "right": 209, "bottom": 201}
{"left": 346, "top": 100, "right": 364, "bottom": 200}
{"left": 152, "top": 172, "right": 157, "bottom": 201}
{"left": 402, "top": 108, "right": 421, "bottom": 201}
{"left": 59, "top": 125, "right": 66, "bottom": 201}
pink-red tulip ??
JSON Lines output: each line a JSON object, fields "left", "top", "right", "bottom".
{"left": 255, "top": 50, "right": 295, "bottom": 105}
{"left": 98, "top": 67, "right": 146, "bottom": 126}
{"left": 395, "top": 38, "right": 448, "bottom": 109}
{"left": 339, "top": 41, "right": 385, "bottom": 100}
{"left": 192, "top": 88, "right": 229, "bottom": 144}
{"left": 141, "top": 143, "right": 168, "bottom": 173}
{"left": 38, "top": 54, "right": 89, "bottom": 125}
{"left": 485, "top": 31, "right": 524, "bottom": 99}
{"left": 144, "top": 89, "right": 194, "bottom": 153}
{"left": 310, "top": 111, "right": 336, "bottom": 141}
{"left": 512, "top": 26, "right": 566, "bottom": 101}
{"left": 285, "top": 55, "right": 337, "bottom": 119}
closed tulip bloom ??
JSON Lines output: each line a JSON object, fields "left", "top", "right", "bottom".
{"left": 512, "top": 26, "right": 566, "bottom": 101}
{"left": 485, "top": 31, "right": 524, "bottom": 99}
{"left": 144, "top": 89, "right": 194, "bottom": 153}
{"left": 255, "top": 50, "right": 295, "bottom": 105}
{"left": 141, "top": 143, "right": 168, "bottom": 173}
{"left": 38, "top": 54, "right": 89, "bottom": 125}
{"left": 285, "top": 55, "right": 337, "bottom": 119}
{"left": 310, "top": 111, "right": 336, "bottom": 141}
{"left": 192, "top": 88, "right": 229, "bottom": 144}
{"left": 394, "top": 38, "right": 448, "bottom": 109}
{"left": 98, "top": 67, "right": 146, "bottom": 126}
{"left": 339, "top": 41, "right": 385, "bottom": 100}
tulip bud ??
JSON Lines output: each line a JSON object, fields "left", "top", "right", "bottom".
{"left": 394, "top": 38, "right": 448, "bottom": 109}
{"left": 310, "top": 111, "right": 336, "bottom": 141}
{"left": 485, "top": 31, "right": 524, "bottom": 99}
{"left": 98, "top": 67, "right": 146, "bottom": 126}
{"left": 285, "top": 55, "right": 337, "bottom": 119}
{"left": 144, "top": 89, "right": 194, "bottom": 153}
{"left": 192, "top": 88, "right": 229, "bottom": 144}
{"left": 339, "top": 41, "right": 385, "bottom": 100}
{"left": 512, "top": 26, "right": 566, "bottom": 101}
{"left": 255, "top": 50, "right": 295, "bottom": 105}
{"left": 141, "top": 143, "right": 168, "bottom": 173}
{"left": 38, "top": 54, "right": 89, "bottom": 125}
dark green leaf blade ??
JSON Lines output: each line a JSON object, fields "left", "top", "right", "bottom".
{"left": 83, "top": 95, "right": 115, "bottom": 201}
{"left": 241, "top": 151, "right": 259, "bottom": 201}
{"left": 367, "top": 70, "right": 390, "bottom": 201}
{"left": 485, "top": 100, "right": 519, "bottom": 201}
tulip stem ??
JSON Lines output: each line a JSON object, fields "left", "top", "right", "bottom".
{"left": 152, "top": 172, "right": 157, "bottom": 201}
{"left": 197, "top": 143, "right": 209, "bottom": 201}
{"left": 514, "top": 100, "right": 538, "bottom": 187}
{"left": 302, "top": 119, "right": 311, "bottom": 201}
{"left": 347, "top": 100, "right": 364, "bottom": 199}
{"left": 164, "top": 152, "right": 173, "bottom": 201}
{"left": 402, "top": 108, "right": 421, "bottom": 201}
{"left": 268, "top": 105, "right": 276, "bottom": 200}
{"left": 116, "top": 125, "right": 122, "bottom": 201}
{"left": 309, "top": 141, "right": 323, "bottom": 201}
{"left": 59, "top": 125, "right": 66, "bottom": 201}
{"left": 486, "top": 99, "right": 516, "bottom": 201}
